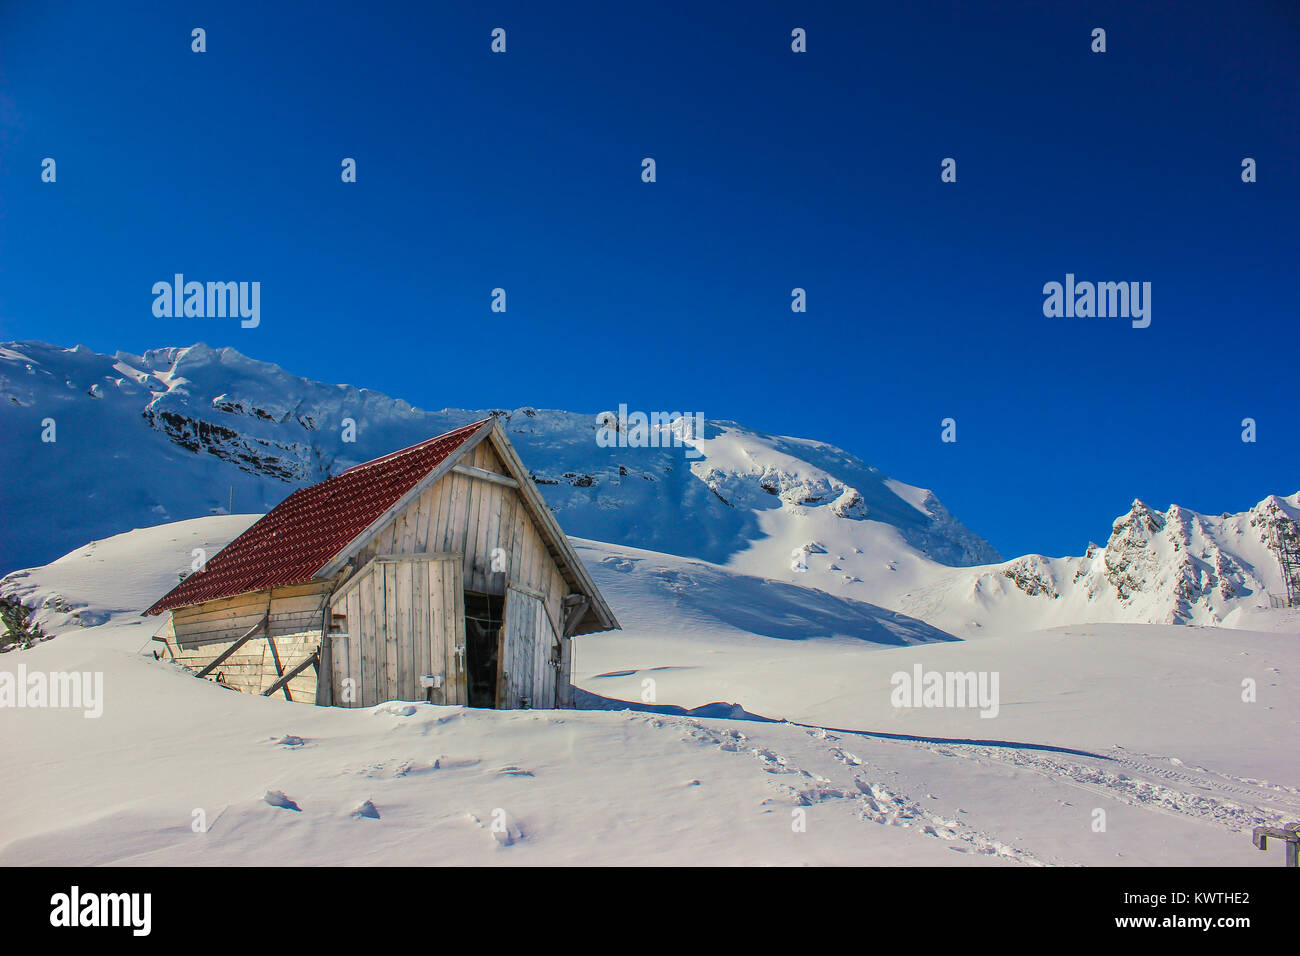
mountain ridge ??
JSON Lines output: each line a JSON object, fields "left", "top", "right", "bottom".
{"left": 2, "top": 340, "right": 1296, "bottom": 634}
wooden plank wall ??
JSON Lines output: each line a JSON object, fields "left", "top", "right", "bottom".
{"left": 499, "top": 586, "right": 535, "bottom": 709}
{"left": 529, "top": 592, "right": 559, "bottom": 710}
{"left": 349, "top": 443, "right": 570, "bottom": 634}
{"left": 170, "top": 582, "right": 330, "bottom": 648}
{"left": 328, "top": 556, "right": 465, "bottom": 708}
{"left": 334, "top": 439, "right": 576, "bottom": 708}
{"left": 166, "top": 629, "right": 320, "bottom": 700}
{"left": 498, "top": 586, "right": 560, "bottom": 709}
{"left": 163, "top": 582, "right": 330, "bottom": 701}
{"left": 434, "top": 558, "right": 468, "bottom": 705}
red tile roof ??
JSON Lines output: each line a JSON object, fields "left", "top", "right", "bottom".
{"left": 145, "top": 419, "right": 491, "bottom": 615}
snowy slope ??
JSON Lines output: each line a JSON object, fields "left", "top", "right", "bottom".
{"left": 1, "top": 519, "right": 1297, "bottom": 867}
{"left": 725, "top": 488, "right": 1300, "bottom": 636}
{"left": 0, "top": 515, "right": 257, "bottom": 636}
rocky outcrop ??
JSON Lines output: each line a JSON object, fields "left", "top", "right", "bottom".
{"left": 1002, "top": 556, "right": 1059, "bottom": 599}
{"left": 142, "top": 407, "right": 311, "bottom": 483}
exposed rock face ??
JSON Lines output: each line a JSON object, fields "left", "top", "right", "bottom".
{"left": 971, "top": 494, "right": 1300, "bottom": 627}
{"left": 832, "top": 489, "right": 869, "bottom": 520}
{"left": 1096, "top": 500, "right": 1273, "bottom": 621}
{"left": 1003, "top": 556, "right": 1059, "bottom": 599}
{"left": 142, "top": 407, "right": 309, "bottom": 483}
{"left": 1103, "top": 499, "right": 1166, "bottom": 602}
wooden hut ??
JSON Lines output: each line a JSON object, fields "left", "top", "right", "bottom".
{"left": 145, "top": 418, "right": 619, "bottom": 708}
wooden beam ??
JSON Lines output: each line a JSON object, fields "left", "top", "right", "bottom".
{"left": 563, "top": 594, "right": 590, "bottom": 637}
{"left": 194, "top": 612, "right": 268, "bottom": 679}
{"left": 266, "top": 634, "right": 290, "bottom": 700}
{"left": 314, "top": 589, "right": 334, "bottom": 707}
{"left": 374, "top": 552, "right": 462, "bottom": 563}
{"left": 262, "top": 651, "right": 319, "bottom": 698}
{"left": 452, "top": 463, "right": 519, "bottom": 488}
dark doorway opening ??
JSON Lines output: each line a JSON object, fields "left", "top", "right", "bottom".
{"left": 464, "top": 591, "right": 504, "bottom": 708}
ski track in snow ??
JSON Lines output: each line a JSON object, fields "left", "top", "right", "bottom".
{"left": 632, "top": 715, "right": 1048, "bottom": 865}
{"left": 1103, "top": 749, "right": 1300, "bottom": 814}
{"left": 627, "top": 711, "right": 1300, "bottom": 867}
{"left": 920, "top": 741, "right": 1300, "bottom": 833}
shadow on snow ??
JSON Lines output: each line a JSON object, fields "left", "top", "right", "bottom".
{"left": 575, "top": 690, "right": 1111, "bottom": 761}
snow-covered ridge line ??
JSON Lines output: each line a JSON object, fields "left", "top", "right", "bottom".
{"left": 0, "top": 340, "right": 997, "bottom": 578}
{"left": 943, "top": 493, "right": 1300, "bottom": 630}
{"left": 2, "top": 340, "right": 1295, "bottom": 634}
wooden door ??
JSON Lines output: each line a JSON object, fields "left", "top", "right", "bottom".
{"left": 331, "top": 556, "right": 465, "bottom": 706}
{"left": 499, "top": 585, "right": 559, "bottom": 709}
{"left": 426, "top": 556, "right": 467, "bottom": 705}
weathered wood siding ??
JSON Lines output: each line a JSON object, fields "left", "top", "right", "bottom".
{"left": 498, "top": 585, "right": 560, "bottom": 709}
{"left": 162, "top": 582, "right": 329, "bottom": 700}
{"left": 170, "top": 582, "right": 331, "bottom": 648}
{"left": 165, "top": 628, "right": 321, "bottom": 700}
{"left": 328, "top": 554, "right": 465, "bottom": 707}
{"left": 347, "top": 444, "right": 566, "bottom": 627}
{"left": 330, "top": 439, "right": 575, "bottom": 707}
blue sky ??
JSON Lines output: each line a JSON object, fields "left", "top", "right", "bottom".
{"left": 1, "top": 0, "right": 1297, "bottom": 559}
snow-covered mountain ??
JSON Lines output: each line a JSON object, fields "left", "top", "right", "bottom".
{"left": 0, "top": 340, "right": 997, "bottom": 574}
{"left": 895, "top": 494, "right": 1300, "bottom": 634}
{"left": 2, "top": 340, "right": 1296, "bottom": 635}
